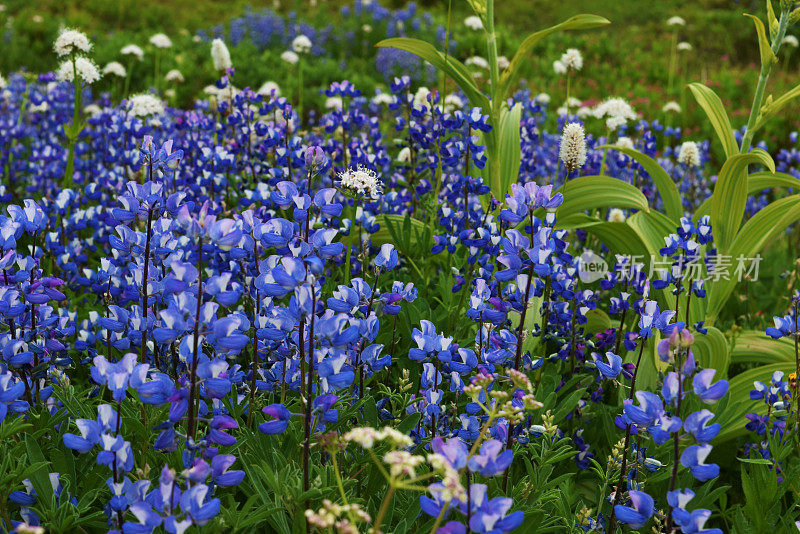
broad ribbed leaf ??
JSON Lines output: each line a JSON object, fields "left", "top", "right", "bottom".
{"left": 496, "top": 103, "right": 522, "bottom": 197}
{"left": 556, "top": 176, "right": 649, "bottom": 220}
{"left": 694, "top": 170, "right": 800, "bottom": 220}
{"left": 706, "top": 195, "right": 800, "bottom": 323}
{"left": 498, "top": 14, "right": 610, "bottom": 99}
{"left": 691, "top": 326, "right": 731, "bottom": 377}
{"left": 744, "top": 14, "right": 776, "bottom": 68}
{"left": 688, "top": 83, "right": 739, "bottom": 159}
{"left": 600, "top": 145, "right": 683, "bottom": 222}
{"left": 711, "top": 149, "right": 775, "bottom": 253}
{"left": 731, "top": 330, "right": 795, "bottom": 364}
{"left": 755, "top": 82, "right": 800, "bottom": 131}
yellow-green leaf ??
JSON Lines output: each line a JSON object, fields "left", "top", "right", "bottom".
{"left": 687, "top": 83, "right": 739, "bottom": 159}
{"left": 555, "top": 175, "right": 649, "bottom": 220}
{"left": 694, "top": 170, "right": 800, "bottom": 220}
{"left": 744, "top": 14, "right": 777, "bottom": 68}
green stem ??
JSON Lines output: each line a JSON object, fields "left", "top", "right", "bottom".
{"left": 344, "top": 201, "right": 356, "bottom": 285}
{"left": 741, "top": 8, "right": 789, "bottom": 153}
{"left": 485, "top": 0, "right": 499, "bottom": 97}
{"left": 372, "top": 486, "right": 396, "bottom": 533}
{"left": 63, "top": 58, "right": 81, "bottom": 188}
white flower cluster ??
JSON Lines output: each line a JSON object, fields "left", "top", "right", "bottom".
{"left": 149, "top": 33, "right": 172, "bottom": 48}
{"left": 102, "top": 62, "right": 127, "bottom": 77}
{"left": 593, "top": 97, "right": 637, "bottom": 130}
{"left": 338, "top": 167, "right": 383, "bottom": 199}
{"left": 783, "top": 35, "right": 799, "bottom": 48}
{"left": 677, "top": 41, "right": 693, "bottom": 52}
{"left": 608, "top": 208, "right": 627, "bottom": 223}
{"left": 427, "top": 452, "right": 466, "bottom": 503}
{"left": 165, "top": 69, "right": 184, "bottom": 83}
{"left": 127, "top": 93, "right": 165, "bottom": 117}
{"left": 383, "top": 450, "right": 425, "bottom": 478}
{"left": 281, "top": 50, "right": 299, "bottom": 64}
{"left": 54, "top": 29, "right": 92, "bottom": 56}
{"left": 211, "top": 38, "right": 232, "bottom": 71}
{"left": 559, "top": 48, "right": 583, "bottom": 72}
{"left": 341, "top": 426, "right": 413, "bottom": 449}
{"left": 258, "top": 81, "right": 280, "bottom": 97}
{"left": 667, "top": 16, "right": 686, "bottom": 27}
{"left": 662, "top": 101, "right": 682, "bottom": 114}
{"left": 678, "top": 141, "right": 701, "bottom": 167}
{"left": 371, "top": 92, "right": 393, "bottom": 106}
{"left": 291, "top": 34, "right": 312, "bottom": 54}
{"left": 465, "top": 56, "right": 489, "bottom": 70}
{"left": 305, "top": 500, "right": 371, "bottom": 533}
{"left": 464, "top": 15, "right": 483, "bottom": 30}
{"left": 559, "top": 122, "right": 587, "bottom": 172}
{"left": 57, "top": 57, "right": 101, "bottom": 85}
{"left": 121, "top": 44, "right": 144, "bottom": 60}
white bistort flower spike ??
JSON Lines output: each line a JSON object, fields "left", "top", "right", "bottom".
{"left": 291, "top": 34, "right": 312, "bottom": 54}
{"left": 662, "top": 101, "right": 682, "bottom": 114}
{"left": 211, "top": 38, "right": 232, "bottom": 71}
{"left": 102, "top": 62, "right": 127, "bottom": 78}
{"left": 560, "top": 48, "right": 583, "bottom": 71}
{"left": 559, "top": 122, "right": 587, "bottom": 173}
{"left": 57, "top": 57, "right": 101, "bottom": 84}
{"left": 121, "top": 44, "right": 144, "bottom": 60}
{"left": 678, "top": 141, "right": 701, "bottom": 167}
{"left": 149, "top": 33, "right": 172, "bottom": 48}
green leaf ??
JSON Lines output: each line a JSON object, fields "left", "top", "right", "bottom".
{"left": 767, "top": 0, "right": 779, "bottom": 39}
{"left": 346, "top": 214, "right": 426, "bottom": 247}
{"left": 497, "top": 14, "right": 610, "bottom": 100}
{"left": 599, "top": 145, "right": 683, "bottom": 222}
{"left": 731, "top": 330, "right": 795, "bottom": 364}
{"left": 755, "top": 82, "right": 800, "bottom": 132}
{"left": 715, "top": 362, "right": 795, "bottom": 443}
{"left": 375, "top": 38, "right": 490, "bottom": 112}
{"left": 706, "top": 195, "right": 800, "bottom": 323}
{"left": 744, "top": 14, "right": 777, "bottom": 68}
{"left": 496, "top": 103, "right": 523, "bottom": 198}
{"left": 710, "top": 149, "right": 775, "bottom": 254}
{"left": 691, "top": 326, "right": 731, "bottom": 377}
{"left": 694, "top": 170, "right": 800, "bottom": 220}
{"left": 25, "top": 433, "right": 55, "bottom": 510}
{"left": 687, "top": 83, "right": 739, "bottom": 159}
{"left": 555, "top": 175, "right": 649, "bottom": 220}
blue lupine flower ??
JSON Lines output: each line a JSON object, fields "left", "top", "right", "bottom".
{"left": 613, "top": 490, "right": 654, "bottom": 528}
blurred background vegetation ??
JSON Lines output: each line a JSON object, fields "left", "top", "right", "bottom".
{"left": 1, "top": 0, "right": 797, "bottom": 147}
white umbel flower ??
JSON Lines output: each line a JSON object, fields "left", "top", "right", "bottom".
{"left": 211, "top": 38, "right": 232, "bottom": 71}
{"left": 54, "top": 29, "right": 92, "bottom": 56}
{"left": 678, "top": 141, "right": 700, "bottom": 167}
{"left": 677, "top": 41, "right": 692, "bottom": 52}
{"left": 559, "top": 122, "right": 587, "bottom": 172}
{"left": 127, "top": 93, "right": 165, "bottom": 117}
{"left": 553, "top": 60, "right": 567, "bottom": 75}
{"left": 662, "top": 101, "right": 682, "bottom": 113}
{"left": 535, "top": 93, "right": 551, "bottom": 104}
{"left": 444, "top": 93, "right": 464, "bottom": 111}
{"left": 560, "top": 48, "right": 583, "bottom": 71}
{"left": 258, "top": 81, "right": 280, "bottom": 97}
{"left": 57, "top": 57, "right": 101, "bottom": 84}
{"left": 615, "top": 136, "right": 635, "bottom": 150}
{"left": 783, "top": 35, "right": 799, "bottom": 48}
{"left": 608, "top": 208, "right": 627, "bottom": 223}
{"left": 149, "top": 33, "right": 172, "bottom": 48}
{"left": 165, "top": 69, "right": 184, "bottom": 83}
{"left": 291, "top": 34, "right": 312, "bottom": 54}
{"left": 281, "top": 50, "right": 299, "bottom": 64}
{"left": 594, "top": 98, "right": 637, "bottom": 130}
{"left": 338, "top": 167, "right": 383, "bottom": 199}
{"left": 667, "top": 16, "right": 686, "bottom": 26}
{"left": 371, "top": 92, "right": 393, "bottom": 106}
{"left": 325, "top": 97, "right": 343, "bottom": 110}
{"left": 121, "top": 44, "right": 144, "bottom": 60}
{"left": 464, "top": 15, "right": 483, "bottom": 30}
{"left": 0, "top": 74, "right": 6, "bottom": 90}
{"left": 497, "top": 55, "right": 510, "bottom": 70}
{"left": 102, "top": 62, "right": 127, "bottom": 77}
{"left": 413, "top": 87, "right": 430, "bottom": 109}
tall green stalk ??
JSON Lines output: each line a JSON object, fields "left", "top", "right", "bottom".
{"left": 63, "top": 58, "right": 81, "bottom": 188}
{"left": 741, "top": 8, "right": 789, "bottom": 153}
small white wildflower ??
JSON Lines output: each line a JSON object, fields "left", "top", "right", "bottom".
{"left": 464, "top": 15, "right": 483, "bottom": 30}
{"left": 121, "top": 44, "right": 144, "bottom": 60}
{"left": 465, "top": 56, "right": 489, "bottom": 70}
{"left": 594, "top": 97, "right": 637, "bottom": 129}
{"left": 667, "top": 16, "right": 686, "bottom": 26}
{"left": 662, "top": 101, "right": 682, "bottom": 113}
{"left": 291, "top": 34, "right": 312, "bottom": 54}
{"left": 444, "top": 93, "right": 464, "bottom": 112}
{"left": 535, "top": 93, "right": 551, "bottom": 104}
{"left": 102, "top": 61, "right": 127, "bottom": 77}
{"left": 413, "top": 86, "right": 430, "bottom": 109}
{"left": 397, "top": 147, "right": 412, "bottom": 163}
{"left": 165, "top": 69, "right": 184, "bottom": 83}
{"left": 338, "top": 167, "right": 383, "bottom": 199}
{"left": 127, "top": 93, "right": 165, "bottom": 117}
{"left": 677, "top": 141, "right": 700, "bottom": 167}
{"left": 553, "top": 59, "right": 567, "bottom": 75}
{"left": 54, "top": 29, "right": 92, "bottom": 56}
{"left": 57, "top": 57, "right": 101, "bottom": 84}
{"left": 32, "top": 15, "right": 43, "bottom": 23}
{"left": 615, "top": 136, "right": 635, "bottom": 150}
{"left": 325, "top": 97, "right": 343, "bottom": 110}
{"left": 281, "top": 50, "right": 299, "bottom": 64}
{"left": 677, "top": 41, "right": 692, "bottom": 52}
{"left": 0, "top": 74, "right": 7, "bottom": 90}
{"left": 342, "top": 427, "right": 379, "bottom": 448}
{"left": 608, "top": 208, "right": 627, "bottom": 223}
{"left": 362, "top": 24, "right": 372, "bottom": 33}
{"left": 783, "top": 35, "right": 799, "bottom": 48}
{"left": 559, "top": 122, "right": 587, "bottom": 172}
{"left": 149, "top": 33, "right": 172, "bottom": 48}
{"left": 164, "top": 89, "right": 176, "bottom": 99}
{"left": 211, "top": 38, "right": 232, "bottom": 71}
{"left": 371, "top": 92, "right": 393, "bottom": 106}
{"left": 383, "top": 450, "right": 425, "bottom": 478}
{"left": 560, "top": 48, "right": 583, "bottom": 71}
{"left": 258, "top": 81, "right": 280, "bottom": 97}
{"left": 83, "top": 104, "right": 103, "bottom": 116}
{"left": 497, "top": 55, "right": 510, "bottom": 70}
{"left": 576, "top": 106, "right": 593, "bottom": 119}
